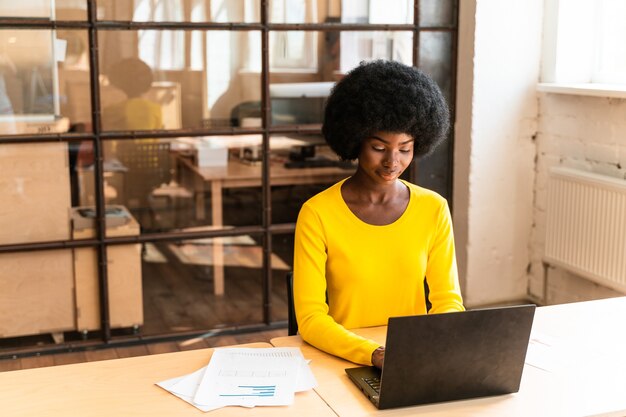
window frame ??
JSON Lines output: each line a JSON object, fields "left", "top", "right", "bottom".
{"left": 0, "top": 0, "right": 459, "bottom": 359}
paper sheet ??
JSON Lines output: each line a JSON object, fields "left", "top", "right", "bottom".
{"left": 156, "top": 347, "right": 316, "bottom": 412}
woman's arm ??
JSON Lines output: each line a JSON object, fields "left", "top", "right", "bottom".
{"left": 293, "top": 203, "right": 380, "bottom": 365}
{"left": 425, "top": 201, "right": 465, "bottom": 313}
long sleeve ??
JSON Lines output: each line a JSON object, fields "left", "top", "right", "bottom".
{"left": 293, "top": 202, "right": 380, "bottom": 365}
{"left": 425, "top": 201, "right": 465, "bottom": 314}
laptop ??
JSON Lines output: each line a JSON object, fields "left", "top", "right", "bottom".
{"left": 345, "top": 304, "right": 536, "bottom": 410}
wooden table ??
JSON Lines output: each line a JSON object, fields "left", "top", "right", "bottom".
{"left": 177, "top": 153, "right": 354, "bottom": 296}
{"left": 271, "top": 297, "right": 626, "bottom": 416}
{"left": 0, "top": 342, "right": 335, "bottom": 417}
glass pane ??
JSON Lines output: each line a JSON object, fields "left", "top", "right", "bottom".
{"left": 141, "top": 235, "right": 264, "bottom": 336}
{"left": 58, "top": 29, "right": 93, "bottom": 132}
{"left": 97, "top": 135, "right": 264, "bottom": 234}
{"left": 417, "top": 32, "right": 453, "bottom": 200}
{"left": 0, "top": 143, "right": 73, "bottom": 245}
{"left": 97, "top": 30, "right": 261, "bottom": 131}
{"left": 338, "top": 31, "right": 414, "bottom": 77}
{"left": 98, "top": 0, "right": 260, "bottom": 23}
{"left": 0, "top": 249, "right": 75, "bottom": 344}
{"left": 206, "top": 31, "right": 261, "bottom": 128}
{"left": 71, "top": 243, "right": 143, "bottom": 334}
{"left": 0, "top": 28, "right": 90, "bottom": 134}
{"left": 271, "top": 233, "right": 295, "bottom": 323}
{"left": 270, "top": 133, "right": 356, "bottom": 224}
{"left": 0, "top": 29, "right": 61, "bottom": 126}
{"left": 339, "top": 0, "right": 414, "bottom": 24}
{"left": 415, "top": 134, "right": 451, "bottom": 200}
{"left": 268, "top": 30, "right": 413, "bottom": 127}
{"left": 419, "top": 31, "right": 452, "bottom": 103}
{"left": 0, "top": 0, "right": 86, "bottom": 20}
{"left": 268, "top": 0, "right": 325, "bottom": 24}
{"left": 419, "top": 0, "right": 456, "bottom": 27}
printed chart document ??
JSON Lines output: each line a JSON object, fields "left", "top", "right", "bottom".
{"left": 157, "top": 347, "right": 316, "bottom": 412}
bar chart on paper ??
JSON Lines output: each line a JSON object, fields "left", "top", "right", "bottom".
{"left": 219, "top": 385, "right": 277, "bottom": 397}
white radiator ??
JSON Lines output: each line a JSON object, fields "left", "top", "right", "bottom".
{"left": 544, "top": 167, "right": 626, "bottom": 292}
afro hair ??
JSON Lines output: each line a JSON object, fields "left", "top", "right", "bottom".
{"left": 107, "top": 58, "right": 153, "bottom": 98}
{"left": 322, "top": 60, "right": 450, "bottom": 160}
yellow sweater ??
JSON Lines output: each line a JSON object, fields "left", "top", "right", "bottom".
{"left": 293, "top": 179, "right": 464, "bottom": 365}
{"left": 102, "top": 98, "right": 163, "bottom": 131}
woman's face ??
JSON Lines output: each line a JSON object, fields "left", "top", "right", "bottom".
{"left": 356, "top": 131, "right": 414, "bottom": 184}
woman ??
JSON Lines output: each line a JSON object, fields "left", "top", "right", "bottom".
{"left": 293, "top": 60, "right": 464, "bottom": 368}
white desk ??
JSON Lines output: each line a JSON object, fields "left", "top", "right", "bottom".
{"left": 2, "top": 298, "right": 625, "bottom": 416}
{"left": 0, "top": 342, "right": 335, "bottom": 417}
{"left": 271, "top": 297, "right": 626, "bottom": 416}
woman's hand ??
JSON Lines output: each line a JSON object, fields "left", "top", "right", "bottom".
{"left": 371, "top": 346, "right": 385, "bottom": 369}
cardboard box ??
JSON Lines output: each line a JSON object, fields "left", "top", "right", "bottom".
{"left": 72, "top": 205, "right": 143, "bottom": 331}
{"left": 0, "top": 250, "right": 75, "bottom": 338}
{"left": 0, "top": 142, "right": 74, "bottom": 338}
{"left": 0, "top": 142, "right": 71, "bottom": 244}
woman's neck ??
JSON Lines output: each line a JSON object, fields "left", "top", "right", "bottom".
{"left": 343, "top": 171, "right": 404, "bottom": 204}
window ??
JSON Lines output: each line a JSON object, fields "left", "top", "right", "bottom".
{"left": 543, "top": 0, "right": 626, "bottom": 84}
{"left": 339, "top": 0, "right": 413, "bottom": 72}
{"left": 270, "top": 0, "right": 317, "bottom": 70}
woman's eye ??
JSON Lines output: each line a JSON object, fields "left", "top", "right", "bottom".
{"left": 400, "top": 149, "right": 412, "bottom": 153}
{"left": 372, "top": 146, "right": 385, "bottom": 152}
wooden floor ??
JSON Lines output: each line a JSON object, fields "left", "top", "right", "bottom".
{"left": 0, "top": 328, "right": 288, "bottom": 372}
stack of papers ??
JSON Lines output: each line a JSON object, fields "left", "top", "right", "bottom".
{"left": 157, "top": 347, "right": 317, "bottom": 412}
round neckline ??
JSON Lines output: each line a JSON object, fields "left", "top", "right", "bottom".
{"left": 337, "top": 178, "right": 412, "bottom": 228}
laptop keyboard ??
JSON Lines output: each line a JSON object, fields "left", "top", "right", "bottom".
{"left": 363, "top": 376, "right": 381, "bottom": 394}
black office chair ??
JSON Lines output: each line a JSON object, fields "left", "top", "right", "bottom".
{"left": 286, "top": 271, "right": 298, "bottom": 336}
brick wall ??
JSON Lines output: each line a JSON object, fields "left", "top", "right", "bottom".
{"left": 529, "top": 93, "right": 626, "bottom": 304}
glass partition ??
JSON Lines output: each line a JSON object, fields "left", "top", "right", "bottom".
{"left": 0, "top": 0, "right": 458, "bottom": 354}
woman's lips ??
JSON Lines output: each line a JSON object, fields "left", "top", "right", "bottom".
{"left": 379, "top": 170, "right": 397, "bottom": 179}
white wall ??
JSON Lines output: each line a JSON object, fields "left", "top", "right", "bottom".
{"left": 454, "top": 0, "right": 544, "bottom": 306}
{"left": 456, "top": 0, "right": 626, "bottom": 307}
{"left": 529, "top": 93, "right": 626, "bottom": 304}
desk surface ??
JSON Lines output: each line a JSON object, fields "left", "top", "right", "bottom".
{"left": 0, "top": 342, "right": 334, "bottom": 417}
{"left": 178, "top": 154, "right": 354, "bottom": 186}
{"left": 3, "top": 298, "right": 625, "bottom": 417}
{"left": 271, "top": 297, "right": 626, "bottom": 417}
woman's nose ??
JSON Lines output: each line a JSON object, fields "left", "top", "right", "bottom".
{"left": 382, "top": 150, "right": 397, "bottom": 166}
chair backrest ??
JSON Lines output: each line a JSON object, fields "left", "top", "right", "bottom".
{"left": 285, "top": 271, "right": 298, "bottom": 336}
{"left": 116, "top": 140, "right": 172, "bottom": 209}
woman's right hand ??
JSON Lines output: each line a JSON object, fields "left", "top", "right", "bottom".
{"left": 372, "top": 346, "right": 385, "bottom": 369}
